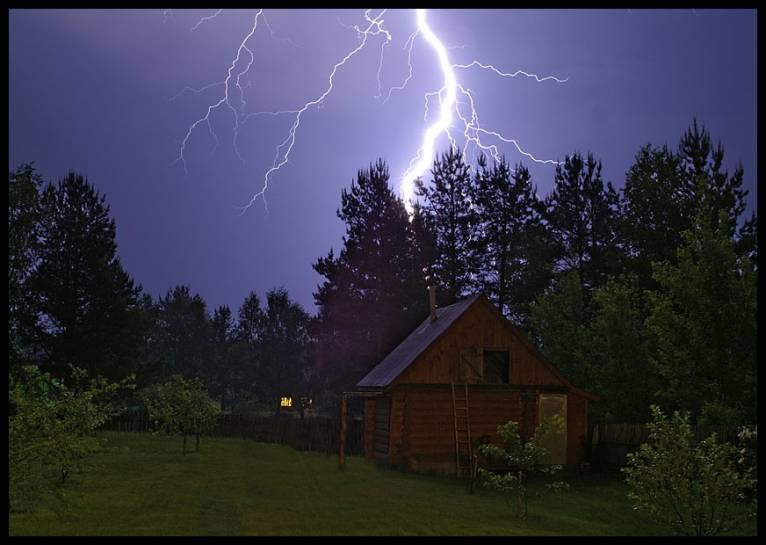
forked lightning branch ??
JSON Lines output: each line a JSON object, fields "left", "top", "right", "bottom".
{"left": 169, "top": 9, "right": 568, "bottom": 214}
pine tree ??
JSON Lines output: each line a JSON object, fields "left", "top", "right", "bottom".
{"left": 645, "top": 205, "right": 756, "bottom": 425}
{"left": 678, "top": 119, "right": 747, "bottom": 236}
{"left": 313, "top": 159, "right": 424, "bottom": 391}
{"left": 621, "top": 120, "right": 752, "bottom": 288}
{"left": 415, "top": 148, "right": 476, "bottom": 305}
{"left": 151, "top": 285, "right": 211, "bottom": 380}
{"left": 620, "top": 144, "right": 691, "bottom": 288}
{"left": 258, "top": 288, "right": 310, "bottom": 414}
{"left": 471, "top": 155, "right": 555, "bottom": 327}
{"left": 209, "top": 305, "right": 234, "bottom": 410}
{"left": 545, "top": 153, "right": 622, "bottom": 294}
{"left": 8, "top": 164, "right": 43, "bottom": 372}
{"left": 30, "top": 172, "right": 144, "bottom": 381}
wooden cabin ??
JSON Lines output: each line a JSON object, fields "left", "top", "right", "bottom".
{"left": 355, "top": 293, "right": 598, "bottom": 474}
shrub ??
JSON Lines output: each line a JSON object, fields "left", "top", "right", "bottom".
{"left": 477, "top": 416, "right": 569, "bottom": 518}
{"left": 9, "top": 365, "right": 133, "bottom": 512}
{"left": 622, "top": 405, "right": 752, "bottom": 535}
{"left": 141, "top": 375, "right": 220, "bottom": 453}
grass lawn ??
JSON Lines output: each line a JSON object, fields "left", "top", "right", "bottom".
{"left": 9, "top": 432, "right": 755, "bottom": 536}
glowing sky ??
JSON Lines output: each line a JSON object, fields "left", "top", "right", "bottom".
{"left": 9, "top": 9, "right": 757, "bottom": 314}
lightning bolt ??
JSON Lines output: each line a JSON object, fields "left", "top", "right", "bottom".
{"left": 398, "top": 9, "right": 566, "bottom": 212}
{"left": 190, "top": 9, "right": 223, "bottom": 32}
{"left": 170, "top": 9, "right": 568, "bottom": 216}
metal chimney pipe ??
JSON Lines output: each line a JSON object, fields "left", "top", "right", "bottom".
{"left": 429, "top": 284, "right": 437, "bottom": 322}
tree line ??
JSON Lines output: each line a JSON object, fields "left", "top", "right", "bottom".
{"left": 8, "top": 169, "right": 311, "bottom": 415}
{"left": 311, "top": 119, "right": 756, "bottom": 425}
{"left": 8, "top": 119, "right": 757, "bottom": 425}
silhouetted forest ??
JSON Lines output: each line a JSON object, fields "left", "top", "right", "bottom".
{"left": 8, "top": 120, "right": 756, "bottom": 425}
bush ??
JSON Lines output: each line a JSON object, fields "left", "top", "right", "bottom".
{"left": 9, "top": 365, "right": 133, "bottom": 512}
{"left": 622, "top": 405, "right": 752, "bottom": 536}
{"left": 477, "top": 416, "right": 569, "bottom": 518}
{"left": 141, "top": 375, "right": 220, "bottom": 453}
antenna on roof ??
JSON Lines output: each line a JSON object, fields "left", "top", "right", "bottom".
{"left": 423, "top": 267, "right": 437, "bottom": 322}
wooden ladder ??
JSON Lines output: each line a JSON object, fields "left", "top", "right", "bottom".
{"left": 451, "top": 383, "right": 472, "bottom": 477}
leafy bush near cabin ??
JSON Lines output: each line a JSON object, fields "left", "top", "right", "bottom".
{"left": 477, "top": 416, "right": 569, "bottom": 518}
{"left": 622, "top": 405, "right": 753, "bottom": 536}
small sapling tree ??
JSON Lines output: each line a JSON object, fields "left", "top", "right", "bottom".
{"left": 477, "top": 416, "right": 569, "bottom": 518}
{"left": 622, "top": 405, "right": 752, "bottom": 536}
{"left": 142, "top": 375, "right": 220, "bottom": 453}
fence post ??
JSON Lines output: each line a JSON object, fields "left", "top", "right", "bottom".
{"left": 339, "top": 395, "right": 347, "bottom": 468}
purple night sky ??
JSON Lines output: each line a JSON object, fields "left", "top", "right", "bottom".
{"left": 9, "top": 9, "right": 757, "bottom": 314}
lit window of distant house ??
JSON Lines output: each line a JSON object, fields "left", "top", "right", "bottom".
{"left": 280, "top": 396, "right": 293, "bottom": 408}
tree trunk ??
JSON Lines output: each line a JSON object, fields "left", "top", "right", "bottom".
{"left": 183, "top": 432, "right": 187, "bottom": 454}
{"left": 196, "top": 433, "right": 200, "bottom": 452}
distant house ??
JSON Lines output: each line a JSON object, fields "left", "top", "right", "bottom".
{"left": 355, "top": 293, "right": 598, "bottom": 475}
{"left": 278, "top": 395, "right": 316, "bottom": 417}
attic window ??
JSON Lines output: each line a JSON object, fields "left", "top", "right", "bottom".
{"left": 483, "top": 350, "right": 510, "bottom": 384}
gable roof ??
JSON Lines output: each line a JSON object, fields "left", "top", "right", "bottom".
{"left": 356, "top": 294, "right": 482, "bottom": 389}
{"left": 356, "top": 293, "right": 599, "bottom": 401}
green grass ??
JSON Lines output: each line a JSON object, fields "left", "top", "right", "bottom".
{"left": 8, "top": 432, "right": 755, "bottom": 536}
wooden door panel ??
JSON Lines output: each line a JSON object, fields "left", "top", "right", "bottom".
{"left": 538, "top": 394, "right": 567, "bottom": 465}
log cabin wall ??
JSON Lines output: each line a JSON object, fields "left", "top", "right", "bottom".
{"left": 385, "top": 386, "right": 548, "bottom": 472}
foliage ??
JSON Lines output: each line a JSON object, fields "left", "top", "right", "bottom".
{"left": 208, "top": 304, "right": 235, "bottom": 410}
{"left": 545, "top": 152, "right": 623, "bottom": 293}
{"left": 620, "top": 119, "right": 749, "bottom": 290}
{"left": 581, "top": 275, "right": 657, "bottom": 422}
{"left": 258, "top": 288, "right": 311, "bottom": 412}
{"left": 29, "top": 172, "right": 145, "bottom": 382}
{"left": 141, "top": 375, "right": 221, "bottom": 453}
{"left": 735, "top": 426, "right": 757, "bottom": 520}
{"left": 313, "top": 159, "right": 426, "bottom": 391}
{"left": 148, "top": 285, "right": 212, "bottom": 381}
{"left": 470, "top": 155, "right": 555, "bottom": 327}
{"left": 8, "top": 164, "right": 44, "bottom": 372}
{"left": 529, "top": 271, "right": 591, "bottom": 388}
{"left": 645, "top": 205, "right": 756, "bottom": 425}
{"left": 622, "top": 406, "right": 752, "bottom": 536}
{"left": 415, "top": 147, "right": 477, "bottom": 304}
{"left": 9, "top": 365, "right": 133, "bottom": 512}
{"left": 477, "top": 418, "right": 569, "bottom": 518}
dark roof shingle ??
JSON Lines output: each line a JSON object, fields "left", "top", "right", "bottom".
{"left": 356, "top": 294, "right": 481, "bottom": 388}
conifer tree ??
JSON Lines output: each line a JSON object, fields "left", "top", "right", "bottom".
{"left": 31, "top": 172, "right": 144, "bottom": 381}
{"left": 415, "top": 148, "right": 476, "bottom": 305}
{"left": 471, "top": 155, "right": 555, "bottom": 327}
{"left": 313, "top": 159, "right": 423, "bottom": 390}
{"left": 545, "top": 153, "right": 622, "bottom": 294}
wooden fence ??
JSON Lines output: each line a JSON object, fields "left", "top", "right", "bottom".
{"left": 589, "top": 422, "right": 741, "bottom": 468}
{"left": 101, "top": 412, "right": 364, "bottom": 456}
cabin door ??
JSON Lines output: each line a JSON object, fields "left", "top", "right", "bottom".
{"left": 373, "top": 396, "right": 391, "bottom": 460}
{"left": 538, "top": 394, "right": 567, "bottom": 465}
